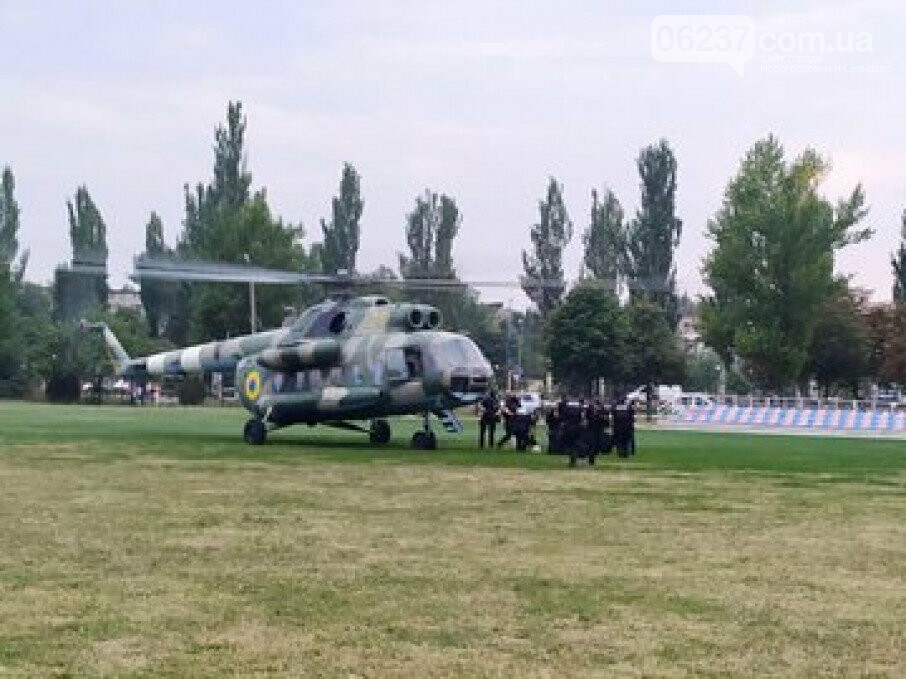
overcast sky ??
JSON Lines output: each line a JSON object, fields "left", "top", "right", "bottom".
{"left": 2, "top": 0, "right": 904, "bottom": 306}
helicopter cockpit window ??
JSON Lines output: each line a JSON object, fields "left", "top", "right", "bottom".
{"left": 328, "top": 312, "right": 347, "bottom": 334}
{"left": 437, "top": 338, "right": 485, "bottom": 368}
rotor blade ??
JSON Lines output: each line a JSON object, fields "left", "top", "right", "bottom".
{"left": 62, "top": 262, "right": 108, "bottom": 276}
{"left": 132, "top": 257, "right": 477, "bottom": 288}
{"left": 132, "top": 256, "right": 320, "bottom": 284}
{"left": 131, "top": 256, "right": 673, "bottom": 292}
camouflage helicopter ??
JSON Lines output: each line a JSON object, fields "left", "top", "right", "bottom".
{"left": 84, "top": 257, "right": 497, "bottom": 449}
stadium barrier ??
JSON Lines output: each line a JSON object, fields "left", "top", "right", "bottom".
{"left": 672, "top": 401, "right": 906, "bottom": 433}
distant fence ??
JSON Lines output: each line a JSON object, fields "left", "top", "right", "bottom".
{"left": 671, "top": 401, "right": 906, "bottom": 433}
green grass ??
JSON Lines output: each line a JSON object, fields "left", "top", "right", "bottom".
{"left": 2, "top": 401, "right": 904, "bottom": 477}
{"left": 0, "top": 401, "right": 904, "bottom": 677}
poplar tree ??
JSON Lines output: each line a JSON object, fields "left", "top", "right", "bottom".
{"left": 893, "top": 209, "right": 906, "bottom": 304}
{"left": 583, "top": 187, "right": 626, "bottom": 292}
{"left": 625, "top": 140, "right": 682, "bottom": 322}
{"left": 522, "top": 177, "right": 572, "bottom": 316}
{"left": 321, "top": 163, "right": 363, "bottom": 275}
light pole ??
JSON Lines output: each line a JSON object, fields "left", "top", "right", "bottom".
{"left": 244, "top": 253, "right": 257, "bottom": 333}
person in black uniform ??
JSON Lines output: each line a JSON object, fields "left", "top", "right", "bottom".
{"left": 600, "top": 400, "right": 612, "bottom": 453}
{"left": 612, "top": 398, "right": 626, "bottom": 454}
{"left": 478, "top": 390, "right": 500, "bottom": 448}
{"left": 613, "top": 397, "right": 637, "bottom": 456}
{"left": 561, "top": 398, "right": 583, "bottom": 453}
{"left": 512, "top": 408, "right": 535, "bottom": 451}
{"left": 626, "top": 400, "right": 636, "bottom": 455}
{"left": 545, "top": 405, "right": 561, "bottom": 453}
{"left": 497, "top": 393, "right": 521, "bottom": 449}
{"left": 587, "top": 398, "right": 609, "bottom": 455}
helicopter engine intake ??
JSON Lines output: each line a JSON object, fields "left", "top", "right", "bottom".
{"left": 395, "top": 304, "right": 442, "bottom": 330}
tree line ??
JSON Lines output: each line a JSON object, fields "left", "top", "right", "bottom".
{"left": 1, "top": 102, "right": 906, "bottom": 400}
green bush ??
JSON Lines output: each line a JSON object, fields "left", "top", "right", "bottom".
{"left": 178, "top": 375, "right": 207, "bottom": 405}
{"left": 45, "top": 373, "right": 81, "bottom": 402}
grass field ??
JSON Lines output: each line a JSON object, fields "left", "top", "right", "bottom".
{"left": 1, "top": 401, "right": 904, "bottom": 677}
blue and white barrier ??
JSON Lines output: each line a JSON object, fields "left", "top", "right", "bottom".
{"left": 673, "top": 405, "right": 906, "bottom": 433}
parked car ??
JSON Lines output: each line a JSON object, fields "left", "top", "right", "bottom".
{"left": 518, "top": 392, "right": 543, "bottom": 415}
{"left": 626, "top": 384, "right": 683, "bottom": 405}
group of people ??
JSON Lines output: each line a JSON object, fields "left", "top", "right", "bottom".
{"left": 478, "top": 392, "right": 538, "bottom": 451}
{"left": 546, "top": 397, "right": 636, "bottom": 463}
{"left": 477, "top": 392, "right": 636, "bottom": 463}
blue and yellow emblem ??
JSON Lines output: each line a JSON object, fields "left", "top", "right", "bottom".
{"left": 243, "top": 369, "right": 262, "bottom": 402}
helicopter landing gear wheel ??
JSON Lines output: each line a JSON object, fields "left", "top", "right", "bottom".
{"left": 411, "top": 430, "right": 437, "bottom": 450}
{"left": 369, "top": 419, "right": 391, "bottom": 445}
{"left": 411, "top": 411, "right": 437, "bottom": 450}
{"left": 243, "top": 418, "right": 267, "bottom": 445}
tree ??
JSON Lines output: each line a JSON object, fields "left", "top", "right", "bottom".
{"left": 5, "top": 284, "right": 55, "bottom": 396}
{"left": 683, "top": 349, "right": 722, "bottom": 393}
{"left": 103, "top": 307, "right": 173, "bottom": 359}
{"left": 700, "top": 136, "right": 871, "bottom": 392}
{"left": 173, "top": 101, "right": 313, "bottom": 343}
{"left": 882, "top": 307, "right": 906, "bottom": 384}
{"left": 398, "top": 190, "right": 459, "bottom": 307}
{"left": 54, "top": 186, "right": 109, "bottom": 321}
{"left": 181, "top": 101, "right": 251, "bottom": 253}
{"left": 0, "top": 167, "right": 21, "bottom": 269}
{"left": 865, "top": 304, "right": 906, "bottom": 385}
{"left": 624, "top": 298, "right": 685, "bottom": 418}
{"left": 68, "top": 185, "right": 108, "bottom": 264}
{"left": 187, "top": 197, "right": 307, "bottom": 341}
{"left": 546, "top": 284, "right": 628, "bottom": 394}
{"left": 625, "top": 140, "right": 682, "bottom": 321}
{"left": 522, "top": 177, "right": 573, "bottom": 316}
{"left": 396, "top": 191, "right": 500, "bottom": 360}
{"left": 320, "top": 163, "right": 363, "bottom": 274}
{"left": 139, "top": 212, "right": 175, "bottom": 337}
{"left": 0, "top": 269, "right": 19, "bottom": 395}
{"left": 893, "top": 209, "right": 906, "bottom": 304}
{"left": 805, "top": 288, "right": 870, "bottom": 397}
{"left": 0, "top": 166, "right": 23, "bottom": 395}
{"left": 399, "top": 190, "right": 460, "bottom": 280}
{"left": 37, "top": 319, "right": 109, "bottom": 402}
{"left": 172, "top": 101, "right": 254, "bottom": 345}
{"left": 583, "top": 187, "right": 626, "bottom": 292}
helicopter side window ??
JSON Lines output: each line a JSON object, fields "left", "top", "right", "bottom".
{"left": 384, "top": 348, "right": 408, "bottom": 382}
{"left": 275, "top": 372, "right": 294, "bottom": 393}
{"left": 309, "top": 369, "right": 323, "bottom": 389}
{"left": 350, "top": 364, "right": 363, "bottom": 386}
{"left": 328, "top": 367, "right": 344, "bottom": 386}
{"left": 296, "top": 371, "right": 309, "bottom": 391}
{"left": 329, "top": 312, "right": 347, "bottom": 334}
{"left": 404, "top": 347, "right": 423, "bottom": 378}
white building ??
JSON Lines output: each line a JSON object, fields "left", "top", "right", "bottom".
{"left": 108, "top": 287, "right": 143, "bottom": 313}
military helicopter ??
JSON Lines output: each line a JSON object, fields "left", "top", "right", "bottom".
{"left": 82, "top": 256, "right": 666, "bottom": 448}
{"left": 84, "top": 257, "right": 501, "bottom": 449}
